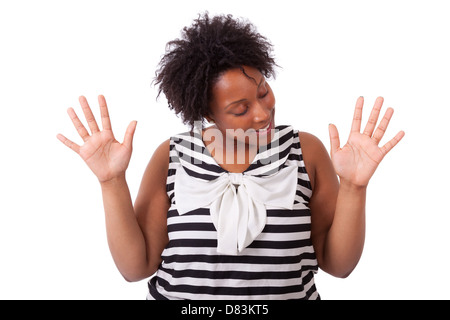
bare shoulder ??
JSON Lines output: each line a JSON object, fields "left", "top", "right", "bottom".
{"left": 147, "top": 139, "right": 171, "bottom": 174}
{"left": 135, "top": 139, "right": 171, "bottom": 210}
{"left": 143, "top": 139, "right": 170, "bottom": 184}
{"left": 298, "top": 131, "right": 326, "bottom": 153}
{"left": 298, "top": 131, "right": 330, "bottom": 189}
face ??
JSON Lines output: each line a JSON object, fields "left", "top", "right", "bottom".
{"left": 206, "top": 66, "right": 276, "bottom": 147}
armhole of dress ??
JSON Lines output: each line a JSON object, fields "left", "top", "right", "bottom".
{"left": 166, "top": 137, "right": 179, "bottom": 204}
{"left": 294, "top": 130, "right": 313, "bottom": 192}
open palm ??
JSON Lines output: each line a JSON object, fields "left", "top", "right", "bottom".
{"left": 57, "top": 95, "right": 137, "bottom": 183}
{"left": 329, "top": 97, "right": 405, "bottom": 187}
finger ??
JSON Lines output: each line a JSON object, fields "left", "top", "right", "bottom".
{"left": 67, "top": 107, "right": 90, "bottom": 142}
{"left": 56, "top": 133, "right": 81, "bottom": 154}
{"left": 380, "top": 130, "right": 405, "bottom": 156}
{"left": 98, "top": 95, "right": 112, "bottom": 131}
{"left": 372, "top": 107, "right": 394, "bottom": 144}
{"left": 123, "top": 120, "right": 137, "bottom": 149}
{"left": 79, "top": 96, "right": 100, "bottom": 134}
{"left": 350, "top": 96, "right": 364, "bottom": 133}
{"left": 363, "top": 96, "right": 384, "bottom": 137}
{"left": 328, "top": 123, "right": 340, "bottom": 157}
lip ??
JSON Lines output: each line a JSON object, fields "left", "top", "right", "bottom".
{"left": 255, "top": 120, "right": 273, "bottom": 136}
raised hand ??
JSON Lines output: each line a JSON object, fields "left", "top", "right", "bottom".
{"left": 328, "top": 96, "right": 405, "bottom": 188}
{"left": 57, "top": 95, "right": 137, "bottom": 183}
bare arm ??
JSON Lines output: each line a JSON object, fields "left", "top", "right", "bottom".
{"left": 303, "top": 97, "right": 404, "bottom": 278}
{"left": 101, "top": 141, "right": 170, "bottom": 282}
{"left": 134, "top": 140, "right": 171, "bottom": 279}
{"left": 100, "top": 175, "right": 149, "bottom": 281}
{"left": 57, "top": 95, "right": 169, "bottom": 281}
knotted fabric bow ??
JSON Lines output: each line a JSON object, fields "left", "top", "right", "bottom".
{"left": 174, "top": 165, "right": 298, "bottom": 255}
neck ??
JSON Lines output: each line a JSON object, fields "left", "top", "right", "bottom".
{"left": 202, "top": 126, "right": 259, "bottom": 172}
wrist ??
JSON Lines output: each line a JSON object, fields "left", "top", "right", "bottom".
{"left": 339, "top": 178, "right": 368, "bottom": 193}
{"left": 99, "top": 174, "right": 127, "bottom": 188}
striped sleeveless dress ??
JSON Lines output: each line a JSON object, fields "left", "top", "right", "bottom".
{"left": 147, "top": 125, "right": 320, "bottom": 300}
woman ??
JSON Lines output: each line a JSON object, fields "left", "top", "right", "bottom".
{"left": 57, "top": 13, "right": 404, "bottom": 299}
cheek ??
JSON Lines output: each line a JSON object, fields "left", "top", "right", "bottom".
{"left": 267, "top": 93, "right": 276, "bottom": 110}
{"left": 264, "top": 84, "right": 276, "bottom": 109}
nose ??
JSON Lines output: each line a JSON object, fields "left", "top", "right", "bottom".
{"left": 252, "top": 101, "right": 272, "bottom": 124}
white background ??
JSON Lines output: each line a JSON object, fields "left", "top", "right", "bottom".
{"left": 1, "top": 0, "right": 449, "bottom": 300}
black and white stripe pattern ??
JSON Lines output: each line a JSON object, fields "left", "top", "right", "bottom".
{"left": 148, "top": 125, "right": 320, "bottom": 300}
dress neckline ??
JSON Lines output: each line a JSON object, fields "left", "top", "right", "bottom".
{"left": 197, "top": 126, "right": 263, "bottom": 174}
{"left": 172, "top": 125, "right": 295, "bottom": 181}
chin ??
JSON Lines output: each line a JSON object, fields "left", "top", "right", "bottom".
{"left": 255, "top": 117, "right": 275, "bottom": 147}
{"left": 233, "top": 121, "right": 275, "bottom": 149}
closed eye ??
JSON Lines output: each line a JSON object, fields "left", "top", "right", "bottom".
{"left": 234, "top": 106, "right": 249, "bottom": 116}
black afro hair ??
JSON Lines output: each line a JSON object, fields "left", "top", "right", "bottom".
{"left": 154, "top": 12, "right": 277, "bottom": 128}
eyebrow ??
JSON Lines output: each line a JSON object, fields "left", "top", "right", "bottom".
{"left": 224, "top": 77, "right": 265, "bottom": 110}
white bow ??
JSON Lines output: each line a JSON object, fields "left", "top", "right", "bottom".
{"left": 174, "top": 165, "right": 298, "bottom": 255}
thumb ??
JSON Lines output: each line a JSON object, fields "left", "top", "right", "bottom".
{"left": 123, "top": 120, "right": 137, "bottom": 149}
{"left": 328, "top": 123, "right": 340, "bottom": 157}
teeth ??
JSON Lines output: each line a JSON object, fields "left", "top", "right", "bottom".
{"left": 258, "top": 124, "right": 270, "bottom": 132}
